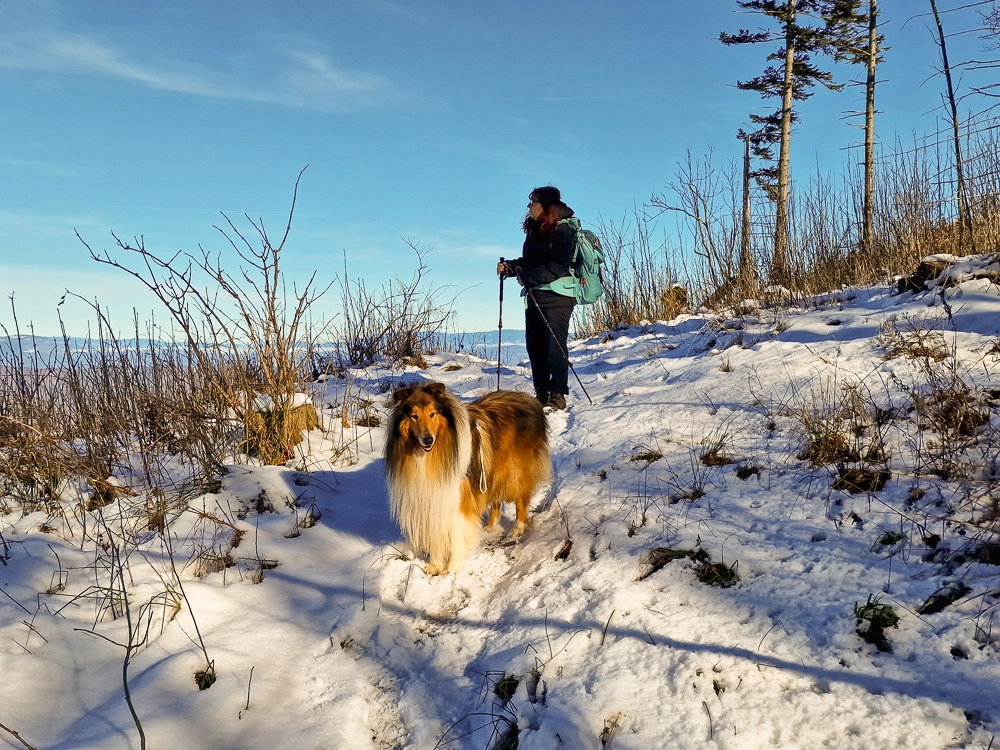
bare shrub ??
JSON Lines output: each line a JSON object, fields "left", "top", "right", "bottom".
{"left": 81, "top": 169, "right": 328, "bottom": 466}
{"left": 574, "top": 211, "right": 686, "bottom": 338}
{"left": 337, "top": 240, "right": 455, "bottom": 367}
{"left": 674, "top": 119, "right": 1000, "bottom": 310}
{"left": 900, "top": 364, "right": 990, "bottom": 482}
{"left": 832, "top": 467, "right": 892, "bottom": 493}
{"left": 649, "top": 150, "right": 756, "bottom": 307}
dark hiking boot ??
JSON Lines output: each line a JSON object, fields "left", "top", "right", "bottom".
{"left": 545, "top": 393, "right": 567, "bottom": 412}
{"left": 535, "top": 391, "right": 549, "bottom": 405}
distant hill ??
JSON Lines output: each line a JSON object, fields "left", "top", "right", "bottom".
{"left": 441, "top": 330, "right": 527, "bottom": 365}
{"left": 0, "top": 335, "right": 117, "bottom": 361}
{"left": 1, "top": 331, "right": 531, "bottom": 366}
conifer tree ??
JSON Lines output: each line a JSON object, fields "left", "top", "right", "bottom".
{"left": 825, "top": 0, "right": 885, "bottom": 254}
{"left": 721, "top": 0, "right": 843, "bottom": 285}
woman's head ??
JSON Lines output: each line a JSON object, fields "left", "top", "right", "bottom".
{"left": 525, "top": 185, "right": 565, "bottom": 233}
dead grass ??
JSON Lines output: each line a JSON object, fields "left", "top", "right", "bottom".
{"left": 832, "top": 468, "right": 892, "bottom": 494}
{"left": 243, "top": 402, "right": 319, "bottom": 464}
{"left": 877, "top": 316, "right": 950, "bottom": 362}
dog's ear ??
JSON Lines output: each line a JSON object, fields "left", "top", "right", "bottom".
{"left": 427, "top": 382, "right": 447, "bottom": 396}
{"left": 392, "top": 386, "right": 413, "bottom": 405}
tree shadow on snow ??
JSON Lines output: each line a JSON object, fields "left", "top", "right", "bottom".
{"left": 300, "top": 460, "right": 399, "bottom": 547}
{"left": 370, "top": 600, "right": 996, "bottom": 721}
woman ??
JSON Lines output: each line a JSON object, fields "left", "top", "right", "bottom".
{"left": 497, "top": 186, "right": 576, "bottom": 411}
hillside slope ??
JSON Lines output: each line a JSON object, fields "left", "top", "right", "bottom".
{"left": 3, "top": 271, "right": 1000, "bottom": 749}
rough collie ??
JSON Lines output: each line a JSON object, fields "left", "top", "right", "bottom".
{"left": 384, "top": 382, "right": 551, "bottom": 574}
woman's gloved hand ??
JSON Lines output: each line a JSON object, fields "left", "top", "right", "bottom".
{"left": 497, "top": 260, "right": 519, "bottom": 279}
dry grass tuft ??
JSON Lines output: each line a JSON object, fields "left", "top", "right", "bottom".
{"left": 243, "top": 402, "right": 319, "bottom": 464}
{"left": 832, "top": 468, "right": 892, "bottom": 494}
{"left": 877, "top": 316, "right": 950, "bottom": 362}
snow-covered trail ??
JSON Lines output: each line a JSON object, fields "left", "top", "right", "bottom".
{"left": 4, "top": 275, "right": 1000, "bottom": 749}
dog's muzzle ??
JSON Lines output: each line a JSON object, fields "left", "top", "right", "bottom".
{"left": 420, "top": 436, "right": 434, "bottom": 452}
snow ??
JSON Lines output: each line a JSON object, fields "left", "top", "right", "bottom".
{"left": 3, "top": 264, "right": 1000, "bottom": 749}
{"left": 252, "top": 392, "right": 313, "bottom": 412}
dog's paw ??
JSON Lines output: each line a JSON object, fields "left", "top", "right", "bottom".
{"left": 508, "top": 521, "right": 528, "bottom": 540}
{"left": 423, "top": 563, "right": 443, "bottom": 576}
{"left": 484, "top": 522, "right": 503, "bottom": 534}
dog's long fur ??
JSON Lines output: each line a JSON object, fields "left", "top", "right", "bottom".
{"left": 384, "top": 382, "right": 551, "bottom": 574}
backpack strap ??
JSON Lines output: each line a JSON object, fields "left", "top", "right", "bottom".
{"left": 557, "top": 217, "right": 582, "bottom": 279}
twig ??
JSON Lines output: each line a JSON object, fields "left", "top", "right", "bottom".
{"left": 0, "top": 588, "right": 32, "bottom": 615}
{"left": 165, "top": 532, "right": 214, "bottom": 678}
{"left": 544, "top": 608, "right": 553, "bottom": 660}
{"left": 0, "top": 721, "right": 38, "bottom": 750}
{"left": 757, "top": 619, "right": 789, "bottom": 652}
{"left": 601, "top": 610, "right": 616, "bottom": 646}
{"left": 643, "top": 623, "right": 657, "bottom": 646}
{"left": 244, "top": 666, "right": 255, "bottom": 713}
{"left": 553, "top": 494, "right": 572, "bottom": 540}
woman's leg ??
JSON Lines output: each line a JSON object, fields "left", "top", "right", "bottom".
{"left": 543, "top": 302, "right": 575, "bottom": 395}
{"left": 524, "top": 303, "right": 549, "bottom": 401}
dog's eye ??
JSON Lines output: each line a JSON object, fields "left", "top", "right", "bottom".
{"left": 410, "top": 414, "right": 418, "bottom": 420}
{"left": 427, "top": 411, "right": 437, "bottom": 418}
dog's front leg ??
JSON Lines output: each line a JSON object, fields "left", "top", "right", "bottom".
{"left": 424, "top": 539, "right": 448, "bottom": 576}
{"left": 424, "top": 561, "right": 443, "bottom": 575}
{"left": 445, "top": 482, "right": 483, "bottom": 573}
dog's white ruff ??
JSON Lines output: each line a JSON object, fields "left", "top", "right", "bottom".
{"left": 387, "top": 406, "right": 479, "bottom": 571}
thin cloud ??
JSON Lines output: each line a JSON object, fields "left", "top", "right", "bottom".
{"left": 0, "top": 28, "right": 397, "bottom": 111}
{"left": 536, "top": 93, "right": 676, "bottom": 102}
{"left": 2, "top": 156, "right": 76, "bottom": 177}
{"left": 0, "top": 209, "right": 99, "bottom": 237}
{"left": 364, "top": 0, "right": 425, "bottom": 22}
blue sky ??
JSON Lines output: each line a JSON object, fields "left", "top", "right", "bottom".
{"left": 1, "top": 0, "right": 996, "bottom": 336}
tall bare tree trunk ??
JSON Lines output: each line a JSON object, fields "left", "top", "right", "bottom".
{"left": 740, "top": 135, "right": 754, "bottom": 293}
{"left": 862, "top": 0, "right": 878, "bottom": 254}
{"left": 929, "top": 0, "right": 974, "bottom": 250}
{"left": 772, "top": 0, "right": 796, "bottom": 286}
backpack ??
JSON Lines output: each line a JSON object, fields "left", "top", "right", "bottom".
{"left": 560, "top": 217, "right": 605, "bottom": 305}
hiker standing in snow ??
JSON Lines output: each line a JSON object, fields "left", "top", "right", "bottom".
{"left": 497, "top": 186, "right": 576, "bottom": 412}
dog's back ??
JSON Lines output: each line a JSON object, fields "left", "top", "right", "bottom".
{"left": 468, "top": 391, "right": 550, "bottom": 537}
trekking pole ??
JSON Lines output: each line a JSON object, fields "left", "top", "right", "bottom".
{"left": 518, "top": 272, "right": 593, "bottom": 405}
{"left": 497, "top": 257, "right": 505, "bottom": 391}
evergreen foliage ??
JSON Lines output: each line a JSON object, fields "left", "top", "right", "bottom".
{"left": 721, "top": 1, "right": 843, "bottom": 199}
{"left": 824, "top": 1, "right": 886, "bottom": 253}
{"left": 721, "top": 0, "right": 847, "bottom": 283}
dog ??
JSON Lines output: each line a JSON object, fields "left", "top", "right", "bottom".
{"left": 384, "top": 382, "right": 551, "bottom": 574}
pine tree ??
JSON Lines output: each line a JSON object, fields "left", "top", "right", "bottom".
{"left": 721, "top": 0, "right": 843, "bottom": 286}
{"left": 825, "top": 0, "right": 886, "bottom": 255}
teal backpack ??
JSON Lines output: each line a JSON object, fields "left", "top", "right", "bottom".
{"left": 536, "top": 218, "right": 605, "bottom": 305}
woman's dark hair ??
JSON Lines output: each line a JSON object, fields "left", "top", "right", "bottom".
{"left": 523, "top": 185, "right": 566, "bottom": 235}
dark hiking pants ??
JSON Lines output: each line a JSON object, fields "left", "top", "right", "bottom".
{"left": 525, "top": 290, "right": 575, "bottom": 399}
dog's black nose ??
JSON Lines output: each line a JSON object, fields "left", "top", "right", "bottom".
{"left": 421, "top": 436, "right": 434, "bottom": 449}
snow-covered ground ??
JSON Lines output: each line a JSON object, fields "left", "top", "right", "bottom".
{"left": 3, "top": 269, "right": 1000, "bottom": 750}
